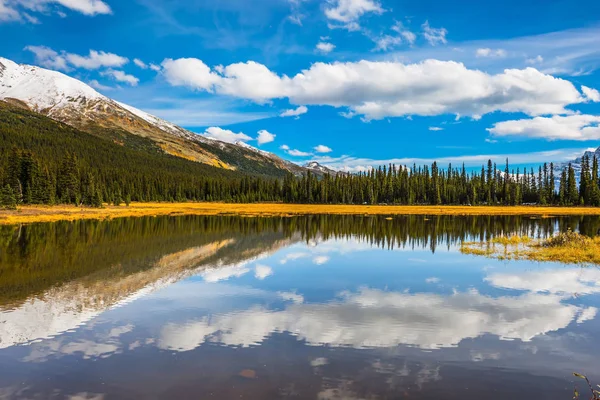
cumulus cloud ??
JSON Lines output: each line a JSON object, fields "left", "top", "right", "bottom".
{"left": 25, "top": 46, "right": 129, "bottom": 71}
{"left": 24, "top": 45, "right": 69, "bottom": 70}
{"left": 280, "top": 105, "right": 308, "bottom": 118}
{"left": 488, "top": 114, "right": 600, "bottom": 141}
{"left": 313, "top": 255, "right": 330, "bottom": 265}
{"left": 201, "top": 127, "right": 253, "bottom": 144}
{"left": 157, "top": 288, "right": 596, "bottom": 351}
{"left": 476, "top": 48, "right": 507, "bottom": 58}
{"left": 100, "top": 69, "right": 139, "bottom": 86}
{"left": 67, "top": 49, "right": 128, "bottom": 70}
{"left": 161, "top": 58, "right": 596, "bottom": 120}
{"left": 582, "top": 86, "right": 600, "bottom": 102}
{"left": 422, "top": 21, "right": 447, "bottom": 46}
{"left": 255, "top": 265, "right": 273, "bottom": 280}
{"left": 324, "top": 0, "right": 384, "bottom": 30}
{"left": 256, "top": 129, "right": 276, "bottom": 145}
{"left": 316, "top": 41, "right": 335, "bottom": 53}
{"left": 314, "top": 145, "right": 333, "bottom": 153}
{"left": 429, "top": 127, "right": 444, "bottom": 131}
{"left": 486, "top": 268, "right": 600, "bottom": 295}
{"left": 200, "top": 263, "right": 251, "bottom": 283}
{"left": 0, "top": 0, "right": 111, "bottom": 22}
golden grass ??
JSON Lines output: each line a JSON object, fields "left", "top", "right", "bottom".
{"left": 2, "top": 202, "right": 600, "bottom": 225}
{"left": 461, "top": 231, "right": 600, "bottom": 265}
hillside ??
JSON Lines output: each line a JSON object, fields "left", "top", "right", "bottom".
{"left": 0, "top": 57, "right": 308, "bottom": 178}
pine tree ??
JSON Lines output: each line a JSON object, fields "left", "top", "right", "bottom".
{"left": 0, "top": 185, "right": 17, "bottom": 210}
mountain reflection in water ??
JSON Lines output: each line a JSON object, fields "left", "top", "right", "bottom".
{"left": 1, "top": 214, "right": 600, "bottom": 400}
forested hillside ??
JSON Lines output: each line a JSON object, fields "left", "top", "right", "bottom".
{"left": 0, "top": 101, "right": 282, "bottom": 207}
{"left": 1, "top": 100, "right": 599, "bottom": 209}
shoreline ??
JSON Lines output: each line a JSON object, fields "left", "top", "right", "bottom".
{"left": 2, "top": 203, "right": 600, "bottom": 225}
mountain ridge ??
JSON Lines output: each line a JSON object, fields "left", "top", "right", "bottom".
{"left": 0, "top": 56, "right": 323, "bottom": 178}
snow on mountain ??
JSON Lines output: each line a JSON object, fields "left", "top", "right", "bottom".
{"left": 304, "top": 161, "right": 342, "bottom": 176}
{"left": 114, "top": 100, "right": 203, "bottom": 142}
{"left": 0, "top": 56, "right": 308, "bottom": 176}
{"left": 0, "top": 56, "right": 104, "bottom": 114}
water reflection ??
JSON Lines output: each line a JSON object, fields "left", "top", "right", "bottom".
{"left": 1, "top": 214, "right": 600, "bottom": 399}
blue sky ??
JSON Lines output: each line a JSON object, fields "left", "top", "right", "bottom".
{"left": 2, "top": 0, "right": 600, "bottom": 171}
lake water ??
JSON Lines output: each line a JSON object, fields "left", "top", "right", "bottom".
{"left": 1, "top": 215, "right": 600, "bottom": 399}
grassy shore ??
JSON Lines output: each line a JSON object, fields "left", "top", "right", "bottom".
{"left": 461, "top": 231, "right": 600, "bottom": 265}
{"left": 2, "top": 202, "right": 600, "bottom": 225}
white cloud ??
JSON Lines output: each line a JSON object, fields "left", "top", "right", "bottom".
{"left": 582, "top": 86, "right": 600, "bottom": 102}
{"left": 373, "top": 34, "right": 403, "bottom": 52}
{"left": 425, "top": 277, "right": 440, "bottom": 283}
{"left": 429, "top": 126, "right": 444, "bottom": 131}
{"left": 0, "top": 0, "right": 111, "bottom": 22}
{"left": 256, "top": 129, "right": 276, "bottom": 145}
{"left": 279, "top": 252, "right": 309, "bottom": 264}
{"left": 255, "top": 265, "right": 273, "bottom": 280}
{"left": 316, "top": 41, "right": 335, "bottom": 54}
{"left": 280, "top": 105, "right": 308, "bottom": 118}
{"left": 488, "top": 114, "right": 600, "bottom": 141}
{"left": 67, "top": 50, "right": 128, "bottom": 70}
{"left": 313, "top": 255, "right": 330, "bottom": 265}
{"left": 133, "top": 58, "right": 147, "bottom": 69}
{"left": 476, "top": 48, "right": 507, "bottom": 58}
{"left": 392, "top": 21, "right": 416, "bottom": 45}
{"left": 100, "top": 69, "right": 139, "bottom": 86}
{"left": 157, "top": 288, "right": 596, "bottom": 351}
{"left": 161, "top": 58, "right": 594, "bottom": 120}
{"left": 311, "top": 357, "right": 329, "bottom": 367}
{"left": 24, "top": 45, "right": 69, "bottom": 70}
{"left": 422, "top": 21, "right": 447, "bottom": 46}
{"left": 200, "top": 263, "right": 251, "bottom": 283}
{"left": 324, "top": 0, "right": 384, "bottom": 30}
{"left": 201, "top": 127, "right": 253, "bottom": 144}
{"left": 26, "top": 46, "right": 129, "bottom": 71}
{"left": 288, "top": 149, "right": 313, "bottom": 157}
{"left": 314, "top": 145, "right": 333, "bottom": 153}
{"left": 486, "top": 268, "right": 600, "bottom": 296}
{"left": 0, "top": 0, "right": 20, "bottom": 21}
{"left": 46, "top": 0, "right": 111, "bottom": 15}
{"left": 280, "top": 144, "right": 290, "bottom": 151}
{"left": 161, "top": 58, "right": 221, "bottom": 92}
{"left": 149, "top": 63, "right": 161, "bottom": 72}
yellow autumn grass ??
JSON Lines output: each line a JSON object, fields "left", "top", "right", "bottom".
{"left": 2, "top": 203, "right": 600, "bottom": 225}
{"left": 461, "top": 231, "right": 600, "bottom": 265}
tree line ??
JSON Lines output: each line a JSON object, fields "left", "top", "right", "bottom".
{"left": 1, "top": 147, "right": 598, "bottom": 209}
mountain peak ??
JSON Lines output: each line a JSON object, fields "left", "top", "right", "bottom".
{"left": 0, "top": 56, "right": 319, "bottom": 178}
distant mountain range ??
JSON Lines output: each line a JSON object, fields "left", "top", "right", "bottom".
{"left": 0, "top": 56, "right": 341, "bottom": 178}
{"left": 552, "top": 145, "right": 600, "bottom": 185}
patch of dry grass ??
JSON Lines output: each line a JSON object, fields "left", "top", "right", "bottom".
{"left": 461, "top": 231, "right": 600, "bottom": 265}
{"left": 2, "top": 202, "right": 600, "bottom": 225}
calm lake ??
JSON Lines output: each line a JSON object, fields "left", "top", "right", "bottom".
{"left": 1, "top": 215, "right": 600, "bottom": 399}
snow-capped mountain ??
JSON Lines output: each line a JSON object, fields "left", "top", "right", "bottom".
{"left": 0, "top": 56, "right": 312, "bottom": 177}
{"left": 303, "top": 161, "right": 343, "bottom": 176}
{"left": 553, "top": 145, "right": 600, "bottom": 185}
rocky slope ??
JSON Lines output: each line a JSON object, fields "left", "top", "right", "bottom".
{"left": 0, "top": 56, "right": 314, "bottom": 177}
